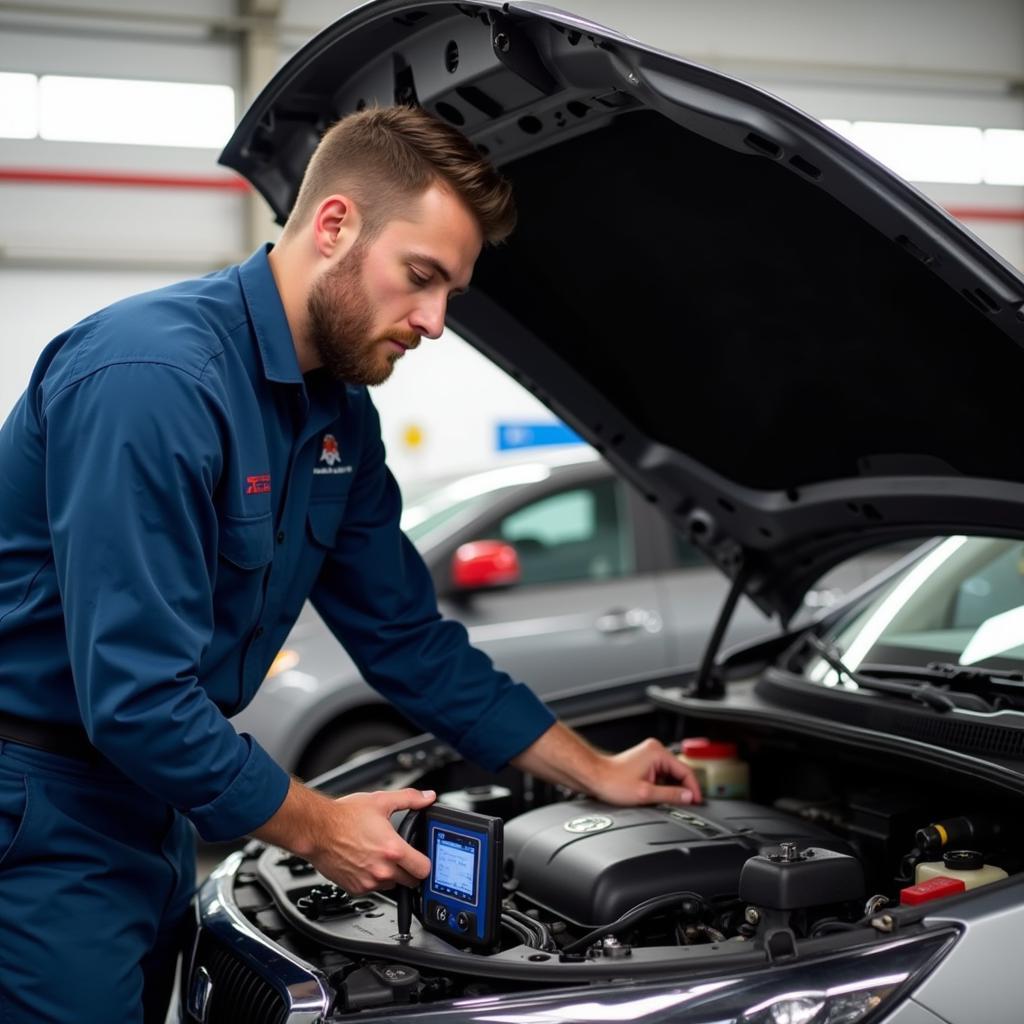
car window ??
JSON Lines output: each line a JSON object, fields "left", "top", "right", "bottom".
{"left": 400, "top": 462, "right": 592, "bottom": 544}
{"left": 950, "top": 543, "right": 1024, "bottom": 630}
{"left": 403, "top": 490, "right": 514, "bottom": 544}
{"left": 488, "top": 478, "right": 634, "bottom": 586}
{"left": 809, "top": 536, "right": 1024, "bottom": 680}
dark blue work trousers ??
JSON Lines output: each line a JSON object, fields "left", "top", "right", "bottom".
{"left": 0, "top": 739, "right": 195, "bottom": 1022}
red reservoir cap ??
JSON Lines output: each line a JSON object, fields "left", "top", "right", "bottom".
{"left": 681, "top": 738, "right": 738, "bottom": 760}
{"left": 900, "top": 876, "right": 967, "bottom": 906}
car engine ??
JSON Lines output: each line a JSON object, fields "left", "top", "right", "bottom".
{"left": 187, "top": 726, "right": 1021, "bottom": 1019}
{"left": 504, "top": 797, "right": 859, "bottom": 928}
{"left": 211, "top": 789, "right": 889, "bottom": 1013}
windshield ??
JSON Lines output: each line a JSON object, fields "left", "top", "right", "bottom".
{"left": 402, "top": 489, "right": 512, "bottom": 544}
{"left": 807, "top": 536, "right": 1024, "bottom": 685}
{"left": 399, "top": 463, "right": 561, "bottom": 544}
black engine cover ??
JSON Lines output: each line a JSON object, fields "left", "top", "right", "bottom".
{"left": 503, "top": 799, "right": 855, "bottom": 926}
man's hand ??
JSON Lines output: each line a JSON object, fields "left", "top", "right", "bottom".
{"left": 253, "top": 779, "right": 436, "bottom": 894}
{"left": 587, "top": 737, "right": 701, "bottom": 806}
{"left": 511, "top": 722, "right": 702, "bottom": 806}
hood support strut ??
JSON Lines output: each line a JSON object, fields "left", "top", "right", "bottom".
{"left": 691, "top": 563, "right": 755, "bottom": 699}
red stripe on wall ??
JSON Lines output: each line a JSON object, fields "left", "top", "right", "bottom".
{"left": 0, "top": 170, "right": 1022, "bottom": 224}
{"left": 0, "top": 167, "right": 250, "bottom": 192}
{"left": 944, "top": 206, "right": 1024, "bottom": 223}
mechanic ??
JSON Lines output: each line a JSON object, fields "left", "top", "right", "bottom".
{"left": 0, "top": 105, "right": 701, "bottom": 1023}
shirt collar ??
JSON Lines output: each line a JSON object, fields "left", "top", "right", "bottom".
{"left": 237, "top": 244, "right": 303, "bottom": 384}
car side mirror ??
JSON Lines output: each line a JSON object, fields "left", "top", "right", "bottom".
{"left": 450, "top": 540, "right": 521, "bottom": 594}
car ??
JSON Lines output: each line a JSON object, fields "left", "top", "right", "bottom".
{"left": 181, "top": 2, "right": 1024, "bottom": 1022}
{"left": 233, "top": 448, "right": 896, "bottom": 778}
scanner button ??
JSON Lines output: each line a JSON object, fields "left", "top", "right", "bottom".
{"left": 455, "top": 911, "right": 474, "bottom": 933}
{"left": 429, "top": 902, "right": 448, "bottom": 924}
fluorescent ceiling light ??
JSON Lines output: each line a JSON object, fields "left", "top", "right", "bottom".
{"left": 822, "top": 118, "right": 853, "bottom": 136}
{"left": 983, "top": 129, "right": 1024, "bottom": 187}
{"left": 3, "top": 67, "right": 1022, "bottom": 188}
{"left": 0, "top": 72, "right": 38, "bottom": 139}
{"left": 847, "top": 121, "right": 984, "bottom": 184}
{"left": 825, "top": 118, "right": 1024, "bottom": 187}
{"left": 38, "top": 75, "right": 235, "bottom": 148}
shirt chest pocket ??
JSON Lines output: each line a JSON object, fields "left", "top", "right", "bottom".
{"left": 306, "top": 500, "right": 346, "bottom": 550}
{"left": 219, "top": 513, "right": 274, "bottom": 569}
{"left": 306, "top": 471, "right": 355, "bottom": 551}
{"left": 216, "top": 513, "right": 274, "bottom": 629}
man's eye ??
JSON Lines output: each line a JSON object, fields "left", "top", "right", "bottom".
{"left": 409, "top": 269, "right": 430, "bottom": 286}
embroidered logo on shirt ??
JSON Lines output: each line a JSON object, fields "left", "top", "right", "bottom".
{"left": 246, "top": 473, "right": 271, "bottom": 495}
{"left": 319, "top": 434, "right": 342, "bottom": 466}
{"left": 314, "top": 433, "right": 353, "bottom": 477}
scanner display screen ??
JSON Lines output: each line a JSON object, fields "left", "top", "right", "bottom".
{"left": 432, "top": 830, "right": 479, "bottom": 904}
{"left": 421, "top": 808, "right": 501, "bottom": 948}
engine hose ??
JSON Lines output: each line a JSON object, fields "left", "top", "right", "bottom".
{"left": 503, "top": 908, "right": 554, "bottom": 951}
{"left": 562, "top": 891, "right": 706, "bottom": 954}
{"left": 500, "top": 915, "right": 538, "bottom": 948}
{"left": 682, "top": 923, "right": 726, "bottom": 944}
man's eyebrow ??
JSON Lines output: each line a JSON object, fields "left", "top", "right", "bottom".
{"left": 408, "top": 253, "right": 469, "bottom": 295}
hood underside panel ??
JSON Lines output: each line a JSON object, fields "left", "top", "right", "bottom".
{"left": 474, "top": 109, "right": 1024, "bottom": 492}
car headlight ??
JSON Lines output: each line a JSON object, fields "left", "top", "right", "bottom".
{"left": 469, "top": 932, "right": 954, "bottom": 1024}
{"left": 743, "top": 984, "right": 891, "bottom": 1023}
{"left": 724, "top": 932, "right": 953, "bottom": 1024}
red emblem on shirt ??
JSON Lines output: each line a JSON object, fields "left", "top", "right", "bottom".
{"left": 246, "top": 474, "right": 271, "bottom": 495}
{"left": 319, "top": 434, "right": 342, "bottom": 467}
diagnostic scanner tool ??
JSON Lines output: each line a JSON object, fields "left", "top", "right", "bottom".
{"left": 420, "top": 805, "right": 502, "bottom": 950}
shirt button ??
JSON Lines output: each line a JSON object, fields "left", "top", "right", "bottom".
{"left": 276, "top": 531, "right": 285, "bottom": 545}
{"left": 254, "top": 626, "right": 265, "bottom": 639}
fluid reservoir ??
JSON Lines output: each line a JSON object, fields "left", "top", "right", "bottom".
{"left": 915, "top": 849, "right": 1008, "bottom": 890}
{"left": 678, "top": 738, "right": 749, "bottom": 799}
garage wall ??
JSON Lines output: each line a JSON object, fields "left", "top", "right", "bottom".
{"left": 1, "top": 0, "right": 1022, "bottom": 482}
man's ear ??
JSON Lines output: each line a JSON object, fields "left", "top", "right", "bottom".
{"left": 312, "top": 194, "right": 363, "bottom": 260}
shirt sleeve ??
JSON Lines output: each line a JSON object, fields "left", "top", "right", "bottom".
{"left": 42, "top": 359, "right": 290, "bottom": 842}
{"left": 309, "top": 394, "right": 556, "bottom": 773}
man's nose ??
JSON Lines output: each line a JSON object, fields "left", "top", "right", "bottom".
{"left": 409, "top": 294, "right": 447, "bottom": 340}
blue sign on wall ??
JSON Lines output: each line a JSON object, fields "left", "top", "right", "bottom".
{"left": 496, "top": 422, "right": 584, "bottom": 451}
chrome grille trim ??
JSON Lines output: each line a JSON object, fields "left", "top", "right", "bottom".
{"left": 188, "top": 850, "right": 330, "bottom": 1023}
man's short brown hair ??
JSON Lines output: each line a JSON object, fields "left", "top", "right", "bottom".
{"left": 283, "top": 105, "right": 516, "bottom": 245}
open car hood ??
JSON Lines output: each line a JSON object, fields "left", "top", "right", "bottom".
{"left": 221, "top": 0, "right": 1024, "bottom": 622}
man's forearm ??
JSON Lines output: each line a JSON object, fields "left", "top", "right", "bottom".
{"left": 509, "top": 721, "right": 604, "bottom": 791}
{"left": 251, "top": 776, "right": 331, "bottom": 858}
{"left": 511, "top": 721, "right": 702, "bottom": 806}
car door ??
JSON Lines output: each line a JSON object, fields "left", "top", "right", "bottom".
{"left": 435, "top": 470, "right": 672, "bottom": 698}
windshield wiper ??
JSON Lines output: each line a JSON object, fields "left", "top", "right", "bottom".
{"left": 856, "top": 661, "right": 1024, "bottom": 704}
{"left": 925, "top": 662, "right": 1024, "bottom": 689}
{"left": 803, "top": 635, "right": 995, "bottom": 713}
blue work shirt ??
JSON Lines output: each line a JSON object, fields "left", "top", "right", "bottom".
{"left": 0, "top": 246, "right": 555, "bottom": 842}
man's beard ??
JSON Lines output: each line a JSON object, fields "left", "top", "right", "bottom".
{"left": 306, "top": 245, "right": 412, "bottom": 386}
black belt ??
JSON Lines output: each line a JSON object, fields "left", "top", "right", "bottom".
{"left": 0, "top": 710, "right": 100, "bottom": 762}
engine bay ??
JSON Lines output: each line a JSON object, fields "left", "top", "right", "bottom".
{"left": 213, "top": 708, "right": 1024, "bottom": 1013}
{"left": 503, "top": 797, "right": 859, "bottom": 929}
